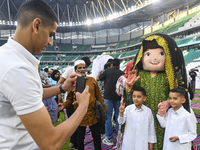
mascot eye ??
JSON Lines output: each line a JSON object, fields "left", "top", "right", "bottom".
{"left": 145, "top": 52, "right": 151, "bottom": 57}
{"left": 159, "top": 52, "right": 165, "bottom": 56}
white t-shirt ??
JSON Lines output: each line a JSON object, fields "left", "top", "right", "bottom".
{"left": 156, "top": 106, "right": 197, "bottom": 150}
{"left": 118, "top": 104, "right": 157, "bottom": 150}
{"left": 62, "top": 66, "right": 75, "bottom": 79}
{"left": 0, "top": 37, "right": 44, "bottom": 149}
{"left": 61, "top": 66, "right": 75, "bottom": 100}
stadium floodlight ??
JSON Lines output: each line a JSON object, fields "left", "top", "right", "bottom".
{"left": 93, "top": 17, "right": 103, "bottom": 23}
{"left": 93, "top": 18, "right": 97, "bottom": 23}
{"left": 86, "top": 19, "right": 92, "bottom": 25}
{"left": 152, "top": 0, "right": 159, "bottom": 3}
{"left": 98, "top": 17, "right": 103, "bottom": 23}
{"left": 108, "top": 14, "right": 114, "bottom": 20}
{"left": 14, "top": 21, "right": 17, "bottom": 26}
{"left": 131, "top": 6, "right": 134, "bottom": 11}
{"left": 119, "top": 11, "right": 123, "bottom": 16}
{"left": 69, "top": 22, "right": 72, "bottom": 26}
{"left": 113, "top": 12, "right": 118, "bottom": 18}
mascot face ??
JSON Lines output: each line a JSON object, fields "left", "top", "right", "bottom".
{"left": 142, "top": 48, "right": 166, "bottom": 72}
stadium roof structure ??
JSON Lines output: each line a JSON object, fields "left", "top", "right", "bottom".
{"left": 0, "top": 0, "right": 199, "bottom": 32}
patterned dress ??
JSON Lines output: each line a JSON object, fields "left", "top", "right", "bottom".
{"left": 128, "top": 70, "right": 169, "bottom": 150}
{"left": 115, "top": 75, "right": 133, "bottom": 150}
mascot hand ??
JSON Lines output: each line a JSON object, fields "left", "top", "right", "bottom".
{"left": 158, "top": 100, "right": 170, "bottom": 117}
{"left": 126, "top": 70, "right": 140, "bottom": 91}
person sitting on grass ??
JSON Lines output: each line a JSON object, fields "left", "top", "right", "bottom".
{"left": 118, "top": 87, "right": 156, "bottom": 150}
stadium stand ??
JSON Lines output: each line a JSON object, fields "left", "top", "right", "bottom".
{"left": 176, "top": 36, "right": 194, "bottom": 45}
{"left": 163, "top": 11, "right": 200, "bottom": 34}
{"left": 179, "top": 12, "right": 200, "bottom": 31}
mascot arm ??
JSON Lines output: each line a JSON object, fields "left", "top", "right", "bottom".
{"left": 126, "top": 70, "right": 140, "bottom": 91}
{"left": 157, "top": 100, "right": 171, "bottom": 117}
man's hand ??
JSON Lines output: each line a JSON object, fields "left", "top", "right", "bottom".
{"left": 58, "top": 103, "right": 64, "bottom": 112}
{"left": 126, "top": 70, "right": 140, "bottom": 91}
{"left": 119, "top": 102, "right": 125, "bottom": 117}
{"left": 62, "top": 73, "right": 81, "bottom": 92}
{"left": 148, "top": 143, "right": 153, "bottom": 150}
{"left": 169, "top": 136, "right": 179, "bottom": 142}
{"left": 75, "top": 85, "right": 90, "bottom": 108}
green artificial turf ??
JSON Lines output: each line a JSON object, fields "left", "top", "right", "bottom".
{"left": 191, "top": 100, "right": 200, "bottom": 104}
{"left": 195, "top": 90, "right": 200, "bottom": 94}
{"left": 192, "top": 90, "right": 200, "bottom": 134}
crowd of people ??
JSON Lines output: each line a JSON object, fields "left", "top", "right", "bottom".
{"left": 0, "top": 0, "right": 198, "bottom": 150}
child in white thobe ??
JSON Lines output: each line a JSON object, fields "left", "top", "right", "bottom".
{"left": 118, "top": 87, "right": 156, "bottom": 150}
{"left": 157, "top": 88, "right": 197, "bottom": 150}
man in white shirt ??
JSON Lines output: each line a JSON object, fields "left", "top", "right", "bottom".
{"left": 0, "top": 0, "right": 90, "bottom": 150}
{"left": 157, "top": 88, "right": 197, "bottom": 150}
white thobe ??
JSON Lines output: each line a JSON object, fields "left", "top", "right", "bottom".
{"left": 156, "top": 106, "right": 197, "bottom": 150}
{"left": 90, "top": 55, "right": 113, "bottom": 80}
{"left": 118, "top": 104, "right": 156, "bottom": 150}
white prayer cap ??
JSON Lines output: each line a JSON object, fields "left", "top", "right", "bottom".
{"left": 74, "top": 60, "right": 85, "bottom": 67}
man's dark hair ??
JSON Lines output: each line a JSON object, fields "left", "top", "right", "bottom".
{"left": 75, "top": 66, "right": 77, "bottom": 70}
{"left": 107, "top": 59, "right": 113, "bottom": 64}
{"left": 81, "top": 56, "right": 91, "bottom": 68}
{"left": 133, "top": 87, "right": 146, "bottom": 96}
{"left": 112, "top": 58, "right": 120, "bottom": 67}
{"left": 44, "top": 68, "right": 49, "bottom": 72}
{"left": 169, "top": 88, "right": 186, "bottom": 97}
{"left": 17, "top": 0, "right": 58, "bottom": 28}
{"left": 104, "top": 62, "right": 112, "bottom": 70}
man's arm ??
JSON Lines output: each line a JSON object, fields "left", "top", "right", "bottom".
{"left": 43, "top": 73, "right": 80, "bottom": 100}
{"left": 42, "top": 84, "right": 51, "bottom": 88}
{"left": 20, "top": 86, "right": 90, "bottom": 150}
{"left": 57, "top": 77, "right": 66, "bottom": 103}
{"left": 96, "top": 70, "right": 103, "bottom": 81}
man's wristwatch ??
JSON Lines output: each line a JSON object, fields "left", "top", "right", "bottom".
{"left": 59, "top": 84, "right": 66, "bottom": 93}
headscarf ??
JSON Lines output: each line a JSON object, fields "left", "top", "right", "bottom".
{"left": 124, "top": 61, "right": 133, "bottom": 78}
{"left": 132, "top": 33, "right": 191, "bottom": 112}
{"left": 51, "top": 70, "right": 60, "bottom": 82}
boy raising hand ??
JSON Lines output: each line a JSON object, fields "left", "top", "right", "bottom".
{"left": 118, "top": 87, "right": 156, "bottom": 150}
{"left": 119, "top": 102, "right": 125, "bottom": 116}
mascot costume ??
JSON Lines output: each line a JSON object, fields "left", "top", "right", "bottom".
{"left": 124, "top": 33, "right": 193, "bottom": 150}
